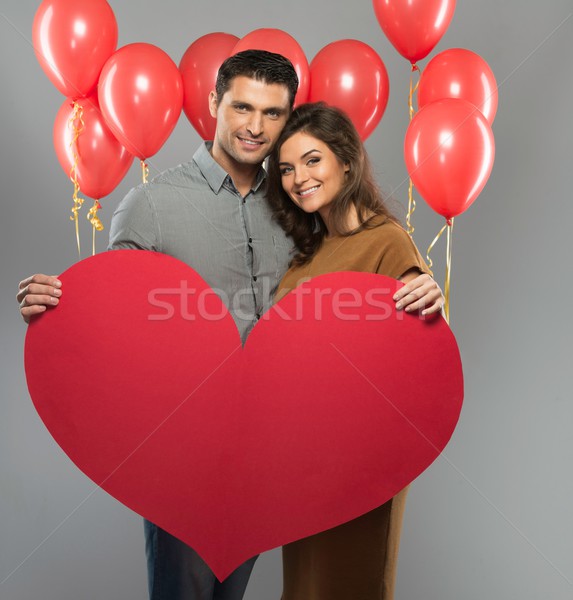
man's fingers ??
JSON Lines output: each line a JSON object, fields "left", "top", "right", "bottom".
{"left": 18, "top": 274, "right": 61, "bottom": 292}
{"left": 17, "top": 275, "right": 61, "bottom": 324}
{"left": 20, "top": 304, "right": 48, "bottom": 324}
{"left": 19, "top": 293, "right": 60, "bottom": 309}
{"left": 16, "top": 280, "right": 62, "bottom": 304}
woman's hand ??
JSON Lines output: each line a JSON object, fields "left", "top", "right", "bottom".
{"left": 395, "top": 270, "right": 444, "bottom": 316}
{"left": 17, "top": 274, "right": 62, "bottom": 324}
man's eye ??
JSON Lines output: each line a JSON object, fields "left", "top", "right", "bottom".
{"left": 235, "top": 105, "right": 248, "bottom": 112}
{"left": 267, "top": 111, "right": 280, "bottom": 119}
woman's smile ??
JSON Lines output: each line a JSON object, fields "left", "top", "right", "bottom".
{"left": 279, "top": 132, "right": 348, "bottom": 221}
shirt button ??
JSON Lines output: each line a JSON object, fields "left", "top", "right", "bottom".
{"left": 253, "top": 276, "right": 258, "bottom": 282}
{"left": 248, "top": 237, "right": 253, "bottom": 244}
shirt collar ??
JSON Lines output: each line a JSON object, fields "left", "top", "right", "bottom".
{"left": 193, "top": 141, "right": 267, "bottom": 195}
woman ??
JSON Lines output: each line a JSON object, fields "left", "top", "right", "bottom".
{"left": 266, "top": 102, "right": 442, "bottom": 600}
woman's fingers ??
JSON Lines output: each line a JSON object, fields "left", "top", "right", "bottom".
{"left": 394, "top": 273, "right": 444, "bottom": 315}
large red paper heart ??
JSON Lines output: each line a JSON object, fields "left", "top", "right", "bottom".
{"left": 25, "top": 251, "right": 463, "bottom": 580}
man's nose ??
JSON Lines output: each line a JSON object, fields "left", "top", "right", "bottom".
{"left": 246, "top": 113, "right": 263, "bottom": 137}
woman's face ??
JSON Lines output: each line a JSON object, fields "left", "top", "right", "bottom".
{"left": 278, "top": 132, "right": 349, "bottom": 222}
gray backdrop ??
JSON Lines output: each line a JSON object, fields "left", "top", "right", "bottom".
{"left": 1, "top": 1, "right": 572, "bottom": 598}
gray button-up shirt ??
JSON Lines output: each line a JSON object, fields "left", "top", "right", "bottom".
{"left": 108, "top": 142, "right": 294, "bottom": 343}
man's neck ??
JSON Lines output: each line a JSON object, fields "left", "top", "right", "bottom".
{"left": 210, "top": 144, "right": 262, "bottom": 198}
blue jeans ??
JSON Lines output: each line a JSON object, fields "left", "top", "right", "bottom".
{"left": 144, "top": 520, "right": 258, "bottom": 600}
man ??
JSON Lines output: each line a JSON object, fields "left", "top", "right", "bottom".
{"left": 17, "top": 50, "right": 444, "bottom": 599}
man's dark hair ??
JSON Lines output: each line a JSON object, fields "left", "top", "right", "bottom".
{"left": 215, "top": 49, "right": 299, "bottom": 110}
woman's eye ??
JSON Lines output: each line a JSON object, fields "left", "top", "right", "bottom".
{"left": 280, "top": 167, "right": 293, "bottom": 175}
{"left": 307, "top": 157, "right": 320, "bottom": 166}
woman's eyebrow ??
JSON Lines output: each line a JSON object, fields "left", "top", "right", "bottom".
{"left": 278, "top": 149, "right": 322, "bottom": 166}
{"left": 301, "top": 149, "right": 322, "bottom": 158}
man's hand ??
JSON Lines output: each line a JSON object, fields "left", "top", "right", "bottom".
{"left": 395, "top": 271, "right": 444, "bottom": 316}
{"left": 17, "top": 274, "right": 62, "bottom": 324}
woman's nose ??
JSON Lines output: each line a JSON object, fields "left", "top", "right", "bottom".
{"left": 294, "top": 168, "right": 309, "bottom": 186}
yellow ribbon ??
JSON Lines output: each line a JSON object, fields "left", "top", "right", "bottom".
{"left": 87, "top": 199, "right": 104, "bottom": 256}
{"left": 426, "top": 222, "right": 447, "bottom": 270}
{"left": 407, "top": 178, "right": 416, "bottom": 237}
{"left": 426, "top": 218, "right": 455, "bottom": 324}
{"left": 408, "top": 63, "right": 421, "bottom": 121}
{"left": 68, "top": 101, "right": 85, "bottom": 258}
{"left": 141, "top": 160, "right": 149, "bottom": 184}
{"left": 406, "top": 63, "right": 422, "bottom": 237}
{"left": 444, "top": 218, "right": 454, "bottom": 323}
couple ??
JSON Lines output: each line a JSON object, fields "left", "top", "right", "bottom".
{"left": 18, "top": 50, "right": 443, "bottom": 600}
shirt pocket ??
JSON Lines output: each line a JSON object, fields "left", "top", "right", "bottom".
{"left": 272, "top": 234, "right": 294, "bottom": 282}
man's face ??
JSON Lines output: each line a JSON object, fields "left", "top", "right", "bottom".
{"left": 209, "top": 76, "right": 291, "bottom": 169}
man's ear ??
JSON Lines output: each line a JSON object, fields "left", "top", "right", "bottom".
{"left": 208, "top": 91, "right": 218, "bottom": 118}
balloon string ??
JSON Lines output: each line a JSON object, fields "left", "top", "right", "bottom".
{"left": 444, "top": 218, "right": 454, "bottom": 324}
{"left": 408, "top": 63, "right": 421, "bottom": 121}
{"left": 426, "top": 218, "right": 454, "bottom": 323}
{"left": 87, "top": 199, "right": 104, "bottom": 256}
{"left": 407, "top": 178, "right": 416, "bottom": 237}
{"left": 141, "top": 160, "right": 149, "bottom": 183}
{"left": 425, "top": 221, "right": 448, "bottom": 270}
{"left": 406, "top": 63, "right": 421, "bottom": 237}
{"left": 68, "top": 101, "right": 85, "bottom": 258}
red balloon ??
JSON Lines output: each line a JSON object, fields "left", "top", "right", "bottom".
{"left": 373, "top": 0, "right": 456, "bottom": 64}
{"left": 418, "top": 48, "right": 498, "bottom": 125}
{"left": 404, "top": 98, "right": 495, "bottom": 219}
{"left": 180, "top": 33, "right": 239, "bottom": 140}
{"left": 232, "top": 29, "right": 309, "bottom": 106}
{"left": 32, "top": 0, "right": 117, "bottom": 99}
{"left": 53, "top": 96, "right": 134, "bottom": 199}
{"left": 98, "top": 43, "right": 184, "bottom": 160}
{"left": 309, "top": 40, "right": 389, "bottom": 141}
